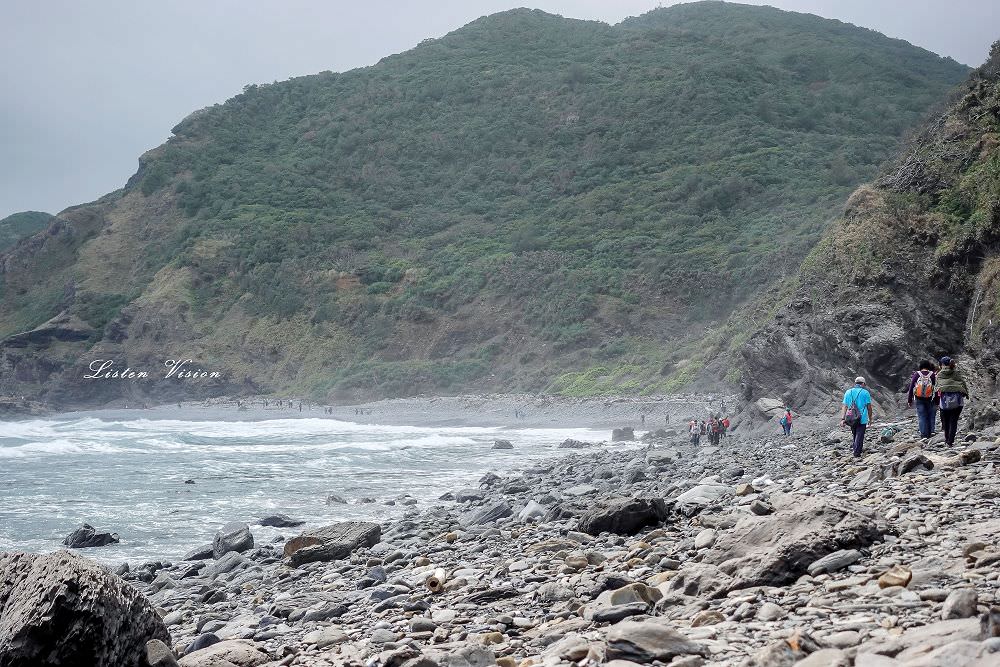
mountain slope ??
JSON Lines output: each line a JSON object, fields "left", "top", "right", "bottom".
{"left": 0, "top": 211, "right": 53, "bottom": 252}
{"left": 736, "top": 42, "right": 1000, "bottom": 411}
{"left": 0, "top": 3, "right": 969, "bottom": 407}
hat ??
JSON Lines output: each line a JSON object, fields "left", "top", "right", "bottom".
{"left": 855, "top": 376, "right": 866, "bottom": 385}
{"left": 939, "top": 356, "right": 952, "bottom": 366}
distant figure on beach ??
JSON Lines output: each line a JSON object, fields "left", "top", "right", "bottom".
{"left": 298, "top": 402, "right": 302, "bottom": 412}
{"left": 689, "top": 419, "right": 700, "bottom": 446}
{"left": 779, "top": 408, "right": 792, "bottom": 436}
{"left": 665, "top": 413, "right": 669, "bottom": 424}
{"left": 841, "top": 376, "right": 872, "bottom": 458}
{"left": 640, "top": 414, "right": 645, "bottom": 425}
{"left": 936, "top": 356, "right": 969, "bottom": 446}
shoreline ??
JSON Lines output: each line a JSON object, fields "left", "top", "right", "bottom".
{"left": 41, "top": 392, "right": 742, "bottom": 430}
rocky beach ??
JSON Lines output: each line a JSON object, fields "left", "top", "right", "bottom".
{"left": 4, "top": 405, "right": 1000, "bottom": 667}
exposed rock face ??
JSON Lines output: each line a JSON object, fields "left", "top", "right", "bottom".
{"left": 738, "top": 48, "right": 1000, "bottom": 409}
{"left": 62, "top": 522, "right": 119, "bottom": 548}
{"left": 283, "top": 521, "right": 381, "bottom": 567}
{"left": 577, "top": 497, "right": 668, "bottom": 536}
{"left": 700, "top": 493, "right": 883, "bottom": 594}
{"left": 0, "top": 551, "right": 169, "bottom": 667}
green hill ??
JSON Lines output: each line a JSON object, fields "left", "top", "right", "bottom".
{"left": 0, "top": 211, "right": 53, "bottom": 252}
{"left": 0, "top": 2, "right": 970, "bottom": 407}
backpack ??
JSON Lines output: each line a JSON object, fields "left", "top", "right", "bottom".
{"left": 779, "top": 415, "right": 788, "bottom": 426}
{"left": 940, "top": 391, "right": 965, "bottom": 410}
{"left": 844, "top": 388, "right": 862, "bottom": 426}
{"left": 914, "top": 371, "right": 934, "bottom": 400}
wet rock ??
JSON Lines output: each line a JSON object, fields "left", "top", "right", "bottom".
{"left": 0, "top": 551, "right": 168, "bottom": 667}
{"left": 492, "top": 439, "right": 514, "bottom": 449}
{"left": 559, "top": 439, "right": 593, "bottom": 449}
{"left": 212, "top": 522, "right": 254, "bottom": 558}
{"left": 257, "top": 514, "right": 304, "bottom": 528}
{"left": 62, "top": 523, "right": 119, "bottom": 548}
{"left": 577, "top": 497, "right": 668, "bottom": 536}
{"left": 284, "top": 521, "right": 381, "bottom": 566}
{"left": 612, "top": 427, "right": 635, "bottom": 442}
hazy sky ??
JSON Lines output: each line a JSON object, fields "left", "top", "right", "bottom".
{"left": 1, "top": 1, "right": 996, "bottom": 219}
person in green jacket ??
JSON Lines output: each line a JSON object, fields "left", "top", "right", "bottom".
{"left": 936, "top": 356, "right": 970, "bottom": 446}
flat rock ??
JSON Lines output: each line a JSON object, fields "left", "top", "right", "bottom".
{"left": 701, "top": 493, "right": 881, "bottom": 594}
{"left": 605, "top": 619, "right": 708, "bottom": 662}
{"left": 284, "top": 521, "right": 381, "bottom": 566}
{"left": 808, "top": 549, "right": 861, "bottom": 576}
{"left": 256, "top": 514, "right": 304, "bottom": 528}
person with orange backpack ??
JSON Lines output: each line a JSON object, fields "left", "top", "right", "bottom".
{"left": 907, "top": 359, "right": 937, "bottom": 439}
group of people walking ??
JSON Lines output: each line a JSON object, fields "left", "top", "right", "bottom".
{"left": 688, "top": 415, "right": 730, "bottom": 446}
{"left": 840, "top": 356, "right": 970, "bottom": 458}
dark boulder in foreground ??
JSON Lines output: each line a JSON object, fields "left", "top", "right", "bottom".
{"left": 63, "top": 523, "right": 119, "bottom": 548}
{"left": 0, "top": 551, "right": 169, "bottom": 667}
{"left": 700, "top": 492, "right": 883, "bottom": 594}
{"left": 212, "top": 522, "right": 254, "bottom": 558}
{"left": 578, "top": 497, "right": 669, "bottom": 536}
{"left": 257, "top": 514, "right": 305, "bottom": 528}
{"left": 284, "top": 521, "right": 381, "bottom": 567}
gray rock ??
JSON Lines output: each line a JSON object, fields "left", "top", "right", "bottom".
{"left": 612, "top": 427, "right": 635, "bottom": 442}
{"left": 146, "top": 639, "right": 179, "bottom": 667}
{"left": 454, "top": 489, "right": 485, "bottom": 503}
{"left": 461, "top": 501, "right": 513, "bottom": 527}
{"left": 176, "top": 639, "right": 270, "bottom": 667}
{"left": 0, "top": 551, "right": 169, "bottom": 667}
{"left": 492, "top": 439, "right": 514, "bottom": 449}
{"left": 518, "top": 500, "right": 546, "bottom": 522}
{"left": 941, "top": 588, "right": 978, "bottom": 619}
{"left": 185, "top": 634, "right": 221, "bottom": 653}
{"left": 62, "top": 523, "right": 119, "bottom": 548}
{"left": 204, "top": 551, "right": 247, "bottom": 579}
{"left": 605, "top": 619, "right": 708, "bottom": 662}
{"left": 284, "top": 521, "right": 382, "bottom": 566}
{"left": 577, "top": 497, "right": 669, "bottom": 536}
{"left": 182, "top": 543, "right": 215, "bottom": 561}
{"left": 701, "top": 493, "right": 881, "bottom": 594}
{"left": 257, "top": 514, "right": 304, "bottom": 528}
{"left": 807, "top": 549, "right": 861, "bottom": 576}
{"left": 302, "top": 626, "right": 348, "bottom": 648}
{"left": 212, "top": 522, "right": 254, "bottom": 558}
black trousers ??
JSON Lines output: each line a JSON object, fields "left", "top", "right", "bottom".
{"left": 940, "top": 407, "right": 963, "bottom": 445}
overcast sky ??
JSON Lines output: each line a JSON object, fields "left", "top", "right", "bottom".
{"left": 1, "top": 1, "right": 997, "bottom": 219}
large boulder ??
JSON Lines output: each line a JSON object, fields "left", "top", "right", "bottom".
{"left": 605, "top": 619, "right": 708, "bottom": 662}
{"left": 0, "top": 551, "right": 169, "bottom": 667}
{"left": 577, "top": 497, "right": 669, "bottom": 536}
{"left": 62, "top": 523, "right": 119, "bottom": 548}
{"left": 284, "top": 521, "right": 381, "bottom": 567}
{"left": 611, "top": 427, "right": 635, "bottom": 442}
{"left": 700, "top": 493, "right": 882, "bottom": 595}
{"left": 256, "top": 514, "right": 304, "bottom": 528}
{"left": 212, "top": 522, "right": 254, "bottom": 558}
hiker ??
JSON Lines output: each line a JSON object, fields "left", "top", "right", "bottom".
{"left": 779, "top": 408, "right": 793, "bottom": 436}
{"left": 689, "top": 419, "right": 700, "bottom": 446}
{"left": 907, "top": 359, "right": 938, "bottom": 439}
{"left": 936, "top": 356, "right": 969, "bottom": 446}
{"left": 841, "top": 376, "right": 873, "bottom": 458}
{"left": 722, "top": 416, "right": 730, "bottom": 436}
{"left": 640, "top": 414, "right": 646, "bottom": 425}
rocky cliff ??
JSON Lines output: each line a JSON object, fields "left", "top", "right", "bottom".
{"left": 737, "top": 42, "right": 1000, "bottom": 414}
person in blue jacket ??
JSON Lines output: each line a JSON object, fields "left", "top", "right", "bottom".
{"left": 841, "top": 376, "right": 873, "bottom": 458}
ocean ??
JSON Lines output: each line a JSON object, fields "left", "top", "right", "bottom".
{"left": 0, "top": 415, "right": 608, "bottom": 563}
